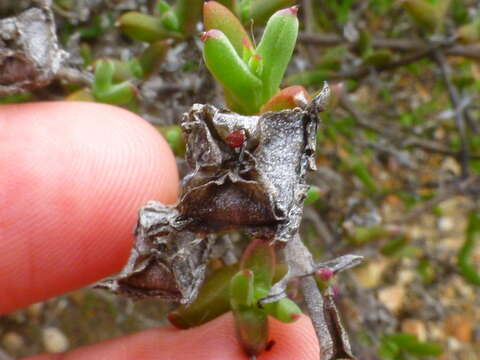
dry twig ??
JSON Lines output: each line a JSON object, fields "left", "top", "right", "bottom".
{"left": 299, "top": 33, "right": 480, "bottom": 60}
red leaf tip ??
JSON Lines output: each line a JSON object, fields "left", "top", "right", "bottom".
{"left": 242, "top": 36, "right": 253, "bottom": 49}
{"left": 289, "top": 6, "right": 299, "bottom": 15}
{"left": 200, "top": 29, "right": 222, "bottom": 42}
{"left": 291, "top": 313, "right": 301, "bottom": 321}
{"left": 167, "top": 312, "right": 187, "bottom": 329}
{"left": 241, "top": 269, "right": 254, "bottom": 277}
{"left": 278, "top": 6, "right": 299, "bottom": 16}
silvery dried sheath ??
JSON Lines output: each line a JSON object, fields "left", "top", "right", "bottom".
{"left": 97, "top": 84, "right": 331, "bottom": 305}
{"left": 0, "top": 0, "right": 67, "bottom": 95}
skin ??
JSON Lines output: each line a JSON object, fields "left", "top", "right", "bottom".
{"left": 0, "top": 102, "right": 319, "bottom": 359}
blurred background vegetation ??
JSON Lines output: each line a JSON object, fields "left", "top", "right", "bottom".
{"left": 1, "top": 0, "right": 479, "bottom": 359}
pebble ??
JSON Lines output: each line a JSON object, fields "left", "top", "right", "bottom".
{"left": 27, "top": 302, "right": 44, "bottom": 320}
{"left": 2, "top": 332, "right": 25, "bottom": 352}
{"left": 398, "top": 269, "right": 415, "bottom": 286}
{"left": 378, "top": 285, "right": 405, "bottom": 314}
{"left": 401, "top": 319, "right": 427, "bottom": 342}
{"left": 437, "top": 217, "right": 454, "bottom": 232}
{"left": 444, "top": 314, "right": 473, "bottom": 342}
{"left": 353, "top": 259, "right": 388, "bottom": 288}
{"left": 42, "top": 327, "right": 69, "bottom": 353}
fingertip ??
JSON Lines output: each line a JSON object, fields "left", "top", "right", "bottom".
{"left": 0, "top": 101, "right": 179, "bottom": 312}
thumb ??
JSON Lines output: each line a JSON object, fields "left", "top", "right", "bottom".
{"left": 25, "top": 313, "right": 320, "bottom": 360}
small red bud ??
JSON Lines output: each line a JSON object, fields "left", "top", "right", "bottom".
{"left": 226, "top": 130, "right": 245, "bottom": 148}
{"left": 316, "top": 268, "right": 334, "bottom": 282}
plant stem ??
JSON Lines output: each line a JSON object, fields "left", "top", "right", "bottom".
{"left": 293, "top": 233, "right": 355, "bottom": 360}
{"left": 299, "top": 274, "right": 333, "bottom": 359}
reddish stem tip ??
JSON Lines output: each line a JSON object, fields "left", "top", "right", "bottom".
{"left": 316, "top": 268, "right": 334, "bottom": 282}
{"left": 332, "top": 284, "right": 340, "bottom": 297}
{"left": 287, "top": 290, "right": 298, "bottom": 300}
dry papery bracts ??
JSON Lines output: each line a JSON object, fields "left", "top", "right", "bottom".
{"left": 98, "top": 84, "right": 332, "bottom": 305}
{"left": 0, "top": 0, "right": 67, "bottom": 96}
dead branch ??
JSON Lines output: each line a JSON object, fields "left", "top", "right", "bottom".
{"left": 299, "top": 33, "right": 480, "bottom": 60}
{"left": 433, "top": 50, "right": 471, "bottom": 178}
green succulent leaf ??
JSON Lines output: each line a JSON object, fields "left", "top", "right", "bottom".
{"left": 458, "top": 210, "right": 480, "bottom": 285}
{"left": 233, "top": 307, "right": 268, "bottom": 357}
{"left": 94, "top": 83, "right": 136, "bottom": 105}
{"left": 263, "top": 297, "right": 302, "bottom": 323}
{"left": 108, "top": 59, "right": 142, "bottom": 82}
{"left": 92, "top": 59, "right": 114, "bottom": 94}
{"left": 138, "top": 40, "right": 170, "bottom": 78}
{"left": 157, "top": 125, "right": 186, "bottom": 156}
{"left": 158, "top": 3, "right": 180, "bottom": 32}
{"left": 174, "top": 0, "right": 203, "bottom": 35}
{"left": 168, "top": 264, "right": 238, "bottom": 329}
{"left": 240, "top": 239, "right": 276, "bottom": 290}
{"left": 245, "top": 0, "right": 296, "bottom": 25}
{"left": 304, "top": 186, "right": 321, "bottom": 205}
{"left": 401, "top": 0, "right": 451, "bottom": 33}
{"left": 380, "top": 333, "right": 443, "bottom": 357}
{"left": 202, "top": 29, "right": 262, "bottom": 114}
{"left": 230, "top": 270, "right": 255, "bottom": 309}
{"left": 204, "top": 1, "right": 252, "bottom": 55}
{"left": 117, "top": 12, "right": 177, "bottom": 43}
{"left": 255, "top": 7, "right": 299, "bottom": 103}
